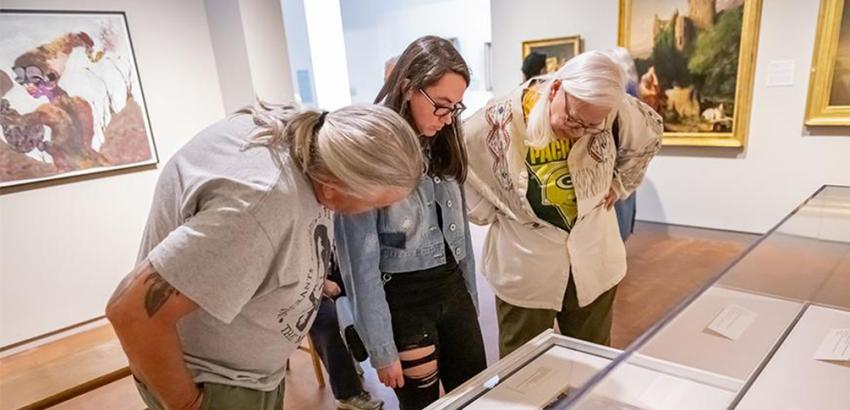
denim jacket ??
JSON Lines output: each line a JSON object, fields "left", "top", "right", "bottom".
{"left": 335, "top": 174, "right": 478, "bottom": 369}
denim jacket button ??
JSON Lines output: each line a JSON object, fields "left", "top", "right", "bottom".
{"left": 434, "top": 176, "right": 441, "bottom": 183}
{"left": 455, "top": 247, "right": 462, "bottom": 255}
{"left": 446, "top": 200, "right": 453, "bottom": 208}
{"left": 449, "top": 223, "right": 457, "bottom": 231}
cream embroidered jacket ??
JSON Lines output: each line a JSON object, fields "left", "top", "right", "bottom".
{"left": 464, "top": 86, "right": 663, "bottom": 310}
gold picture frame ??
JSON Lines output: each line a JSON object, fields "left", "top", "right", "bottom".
{"left": 521, "top": 36, "right": 583, "bottom": 75}
{"left": 805, "top": 0, "right": 850, "bottom": 126}
{"left": 618, "top": 0, "right": 763, "bottom": 147}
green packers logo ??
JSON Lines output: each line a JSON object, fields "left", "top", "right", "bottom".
{"left": 530, "top": 161, "right": 578, "bottom": 225}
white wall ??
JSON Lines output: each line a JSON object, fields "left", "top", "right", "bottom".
{"left": 0, "top": 0, "right": 226, "bottom": 346}
{"left": 206, "top": 0, "right": 255, "bottom": 113}
{"left": 207, "top": 0, "right": 294, "bottom": 112}
{"left": 304, "top": 0, "right": 352, "bottom": 110}
{"left": 340, "top": 0, "right": 493, "bottom": 112}
{"left": 239, "top": 0, "right": 295, "bottom": 104}
{"left": 490, "top": 0, "right": 618, "bottom": 97}
{"left": 490, "top": 0, "right": 850, "bottom": 234}
{"left": 282, "top": 0, "right": 318, "bottom": 106}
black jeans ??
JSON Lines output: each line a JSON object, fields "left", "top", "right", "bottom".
{"left": 308, "top": 297, "right": 362, "bottom": 400}
{"left": 384, "top": 265, "right": 487, "bottom": 410}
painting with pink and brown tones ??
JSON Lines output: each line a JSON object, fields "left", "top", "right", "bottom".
{"left": 0, "top": 10, "right": 156, "bottom": 189}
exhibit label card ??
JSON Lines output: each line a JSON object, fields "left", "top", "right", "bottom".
{"left": 766, "top": 60, "right": 796, "bottom": 87}
{"left": 706, "top": 304, "right": 758, "bottom": 341}
{"left": 813, "top": 328, "right": 850, "bottom": 362}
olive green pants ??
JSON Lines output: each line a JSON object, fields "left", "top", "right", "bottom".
{"left": 135, "top": 377, "right": 284, "bottom": 410}
{"left": 496, "top": 275, "right": 618, "bottom": 357}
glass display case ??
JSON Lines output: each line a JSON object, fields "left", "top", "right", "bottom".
{"left": 427, "top": 185, "right": 850, "bottom": 410}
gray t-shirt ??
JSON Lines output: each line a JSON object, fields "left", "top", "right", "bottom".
{"left": 135, "top": 114, "right": 332, "bottom": 391}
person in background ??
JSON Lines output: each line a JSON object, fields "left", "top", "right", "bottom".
{"left": 384, "top": 55, "right": 399, "bottom": 83}
{"left": 297, "top": 51, "right": 407, "bottom": 410}
{"left": 335, "top": 36, "right": 486, "bottom": 410}
{"left": 607, "top": 47, "right": 641, "bottom": 241}
{"left": 106, "top": 102, "right": 423, "bottom": 410}
{"left": 463, "top": 50, "right": 663, "bottom": 357}
{"left": 308, "top": 258, "right": 384, "bottom": 410}
{"left": 521, "top": 51, "right": 548, "bottom": 82}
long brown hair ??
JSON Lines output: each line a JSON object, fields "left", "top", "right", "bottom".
{"left": 375, "top": 36, "right": 470, "bottom": 182}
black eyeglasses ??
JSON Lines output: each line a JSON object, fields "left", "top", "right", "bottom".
{"left": 563, "top": 91, "right": 605, "bottom": 135}
{"left": 418, "top": 88, "right": 466, "bottom": 118}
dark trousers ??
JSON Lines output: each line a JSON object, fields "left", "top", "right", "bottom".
{"left": 496, "top": 274, "right": 618, "bottom": 357}
{"left": 308, "top": 297, "right": 362, "bottom": 400}
{"left": 384, "top": 269, "right": 487, "bottom": 410}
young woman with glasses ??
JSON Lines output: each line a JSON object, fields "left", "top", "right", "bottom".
{"left": 334, "top": 35, "right": 486, "bottom": 410}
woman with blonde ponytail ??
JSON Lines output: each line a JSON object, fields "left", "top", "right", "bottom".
{"left": 106, "top": 102, "right": 422, "bottom": 409}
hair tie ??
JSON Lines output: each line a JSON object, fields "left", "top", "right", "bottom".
{"left": 314, "top": 111, "right": 329, "bottom": 134}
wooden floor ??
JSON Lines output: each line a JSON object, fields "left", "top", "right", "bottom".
{"left": 611, "top": 222, "right": 755, "bottom": 349}
{"left": 0, "top": 325, "right": 129, "bottom": 410}
{"left": 3, "top": 221, "right": 756, "bottom": 410}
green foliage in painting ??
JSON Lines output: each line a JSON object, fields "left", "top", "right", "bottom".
{"left": 650, "top": 25, "right": 691, "bottom": 89}
{"left": 689, "top": 7, "right": 743, "bottom": 101}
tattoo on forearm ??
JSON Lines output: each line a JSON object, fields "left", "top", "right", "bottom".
{"left": 144, "top": 273, "right": 179, "bottom": 317}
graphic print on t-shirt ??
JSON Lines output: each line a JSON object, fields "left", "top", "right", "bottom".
{"left": 521, "top": 86, "right": 578, "bottom": 231}
{"left": 526, "top": 140, "right": 578, "bottom": 231}
{"left": 277, "top": 208, "right": 332, "bottom": 342}
{"left": 295, "top": 223, "right": 331, "bottom": 331}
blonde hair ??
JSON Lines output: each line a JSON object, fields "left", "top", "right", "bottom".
{"left": 526, "top": 50, "right": 627, "bottom": 148}
{"left": 239, "top": 101, "right": 423, "bottom": 200}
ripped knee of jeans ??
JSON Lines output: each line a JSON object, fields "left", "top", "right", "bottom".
{"left": 398, "top": 345, "right": 438, "bottom": 388}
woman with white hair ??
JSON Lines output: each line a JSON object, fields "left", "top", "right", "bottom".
{"left": 463, "top": 50, "right": 663, "bottom": 356}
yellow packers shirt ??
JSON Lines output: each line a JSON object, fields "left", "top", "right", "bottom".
{"left": 522, "top": 88, "right": 578, "bottom": 232}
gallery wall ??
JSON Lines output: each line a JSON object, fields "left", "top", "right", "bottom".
{"left": 491, "top": 0, "right": 850, "bottom": 234}
{"left": 340, "top": 0, "right": 493, "bottom": 113}
{"left": 282, "top": 0, "right": 318, "bottom": 106}
{"left": 0, "top": 0, "right": 227, "bottom": 346}
{"left": 206, "top": 0, "right": 295, "bottom": 112}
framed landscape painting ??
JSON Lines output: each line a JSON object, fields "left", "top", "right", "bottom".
{"left": 806, "top": 0, "right": 850, "bottom": 126}
{"left": 619, "top": 0, "right": 763, "bottom": 147}
{"left": 0, "top": 10, "right": 156, "bottom": 190}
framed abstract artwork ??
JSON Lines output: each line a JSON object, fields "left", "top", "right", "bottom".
{"left": 619, "top": 0, "right": 763, "bottom": 147}
{"left": 0, "top": 10, "right": 156, "bottom": 190}
{"left": 522, "top": 36, "right": 583, "bottom": 75}
{"left": 806, "top": 0, "right": 850, "bottom": 126}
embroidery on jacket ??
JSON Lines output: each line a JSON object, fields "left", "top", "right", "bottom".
{"left": 616, "top": 138, "right": 661, "bottom": 191}
{"left": 573, "top": 156, "right": 614, "bottom": 199}
{"left": 486, "top": 102, "right": 514, "bottom": 192}
{"left": 613, "top": 98, "right": 663, "bottom": 192}
{"left": 633, "top": 97, "right": 664, "bottom": 135}
{"left": 571, "top": 131, "right": 616, "bottom": 199}
{"left": 587, "top": 130, "right": 612, "bottom": 163}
